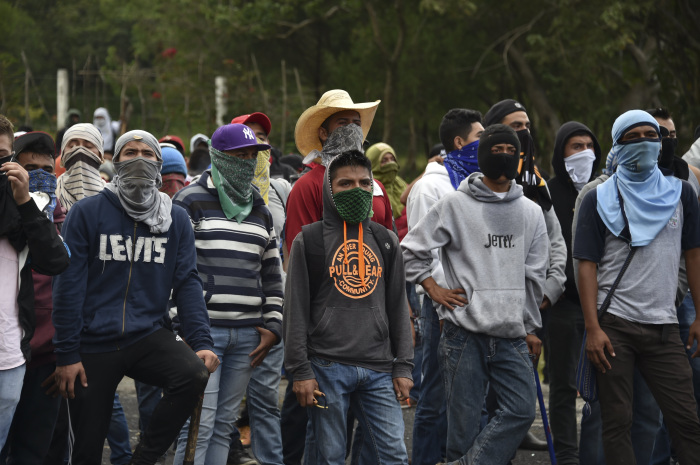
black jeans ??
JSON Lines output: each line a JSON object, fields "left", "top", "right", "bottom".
{"left": 2, "top": 363, "right": 62, "bottom": 465}
{"left": 547, "top": 298, "right": 584, "bottom": 464}
{"left": 597, "top": 313, "right": 700, "bottom": 465}
{"left": 67, "top": 328, "right": 209, "bottom": 465}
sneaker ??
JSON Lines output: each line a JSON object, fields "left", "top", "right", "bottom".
{"left": 226, "top": 440, "right": 257, "bottom": 465}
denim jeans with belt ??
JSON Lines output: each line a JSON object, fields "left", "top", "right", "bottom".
{"left": 439, "top": 322, "right": 536, "bottom": 465}
{"left": 307, "top": 357, "right": 409, "bottom": 465}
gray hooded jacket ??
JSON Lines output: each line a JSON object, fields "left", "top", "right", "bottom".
{"left": 402, "top": 172, "right": 549, "bottom": 337}
{"left": 283, "top": 158, "right": 413, "bottom": 381}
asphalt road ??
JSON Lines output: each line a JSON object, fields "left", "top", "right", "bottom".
{"left": 103, "top": 375, "right": 578, "bottom": 464}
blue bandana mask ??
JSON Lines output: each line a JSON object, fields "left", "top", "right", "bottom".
{"left": 596, "top": 110, "right": 682, "bottom": 247}
{"left": 444, "top": 140, "right": 480, "bottom": 190}
{"left": 615, "top": 138, "right": 661, "bottom": 180}
{"left": 28, "top": 169, "right": 57, "bottom": 221}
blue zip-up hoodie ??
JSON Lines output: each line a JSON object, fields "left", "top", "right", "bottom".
{"left": 53, "top": 189, "right": 213, "bottom": 366}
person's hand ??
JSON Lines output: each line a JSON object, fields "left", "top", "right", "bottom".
{"left": 586, "top": 327, "right": 615, "bottom": 373}
{"left": 196, "top": 349, "right": 220, "bottom": 373}
{"left": 422, "top": 278, "right": 467, "bottom": 311}
{"left": 249, "top": 327, "right": 279, "bottom": 368}
{"left": 428, "top": 155, "right": 444, "bottom": 165}
{"left": 393, "top": 377, "right": 413, "bottom": 403}
{"left": 687, "top": 319, "right": 700, "bottom": 358}
{"left": 0, "top": 161, "right": 30, "bottom": 205}
{"left": 539, "top": 295, "right": 552, "bottom": 311}
{"left": 294, "top": 379, "right": 320, "bottom": 407}
{"left": 525, "top": 334, "right": 542, "bottom": 362}
{"left": 41, "top": 371, "right": 59, "bottom": 397}
{"left": 51, "top": 362, "right": 88, "bottom": 399}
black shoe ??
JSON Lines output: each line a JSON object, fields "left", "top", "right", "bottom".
{"left": 226, "top": 440, "right": 257, "bottom": 465}
{"left": 518, "top": 431, "right": 548, "bottom": 450}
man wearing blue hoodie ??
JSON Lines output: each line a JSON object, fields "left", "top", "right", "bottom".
{"left": 51, "top": 130, "right": 219, "bottom": 465}
{"left": 403, "top": 124, "right": 549, "bottom": 464}
{"left": 575, "top": 110, "right": 700, "bottom": 464}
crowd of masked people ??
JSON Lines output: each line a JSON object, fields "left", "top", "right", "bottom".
{"left": 1, "top": 88, "right": 700, "bottom": 465}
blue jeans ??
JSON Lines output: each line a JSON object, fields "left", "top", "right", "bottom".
{"left": 0, "top": 364, "right": 26, "bottom": 451}
{"left": 173, "top": 325, "right": 258, "bottom": 465}
{"left": 307, "top": 357, "right": 409, "bottom": 465}
{"left": 411, "top": 296, "right": 447, "bottom": 465}
{"left": 439, "top": 322, "right": 535, "bottom": 465}
{"left": 230, "top": 340, "right": 284, "bottom": 465}
{"left": 406, "top": 283, "right": 422, "bottom": 401}
{"left": 107, "top": 393, "right": 132, "bottom": 465}
{"left": 579, "top": 367, "right": 661, "bottom": 465}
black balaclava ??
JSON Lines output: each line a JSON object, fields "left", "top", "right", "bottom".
{"left": 477, "top": 124, "right": 521, "bottom": 180}
{"left": 658, "top": 125, "right": 689, "bottom": 180}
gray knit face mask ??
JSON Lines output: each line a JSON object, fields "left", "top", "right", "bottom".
{"left": 113, "top": 157, "right": 163, "bottom": 208}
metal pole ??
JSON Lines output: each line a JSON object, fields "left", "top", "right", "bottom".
{"left": 534, "top": 364, "right": 557, "bottom": 464}
{"left": 57, "top": 69, "right": 69, "bottom": 131}
{"left": 215, "top": 76, "right": 227, "bottom": 127}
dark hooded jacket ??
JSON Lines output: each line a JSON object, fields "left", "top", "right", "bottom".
{"left": 283, "top": 157, "right": 413, "bottom": 382}
{"left": 547, "top": 122, "right": 601, "bottom": 302}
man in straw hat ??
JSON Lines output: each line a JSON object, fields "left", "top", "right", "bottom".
{"left": 50, "top": 130, "right": 219, "bottom": 465}
{"left": 285, "top": 89, "right": 394, "bottom": 255}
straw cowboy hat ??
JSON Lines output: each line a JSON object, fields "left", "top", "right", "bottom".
{"left": 294, "top": 89, "right": 380, "bottom": 156}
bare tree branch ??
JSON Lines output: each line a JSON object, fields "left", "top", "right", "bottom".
{"left": 275, "top": 6, "right": 342, "bottom": 39}
{"left": 471, "top": 10, "right": 546, "bottom": 79}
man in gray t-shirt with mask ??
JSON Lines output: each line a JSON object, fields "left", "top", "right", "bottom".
{"left": 575, "top": 110, "right": 700, "bottom": 464}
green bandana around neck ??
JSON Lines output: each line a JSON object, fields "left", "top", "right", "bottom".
{"left": 210, "top": 146, "right": 257, "bottom": 222}
{"left": 332, "top": 187, "right": 373, "bottom": 224}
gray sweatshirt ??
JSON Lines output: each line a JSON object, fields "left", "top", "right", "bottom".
{"left": 401, "top": 172, "right": 549, "bottom": 337}
{"left": 283, "top": 160, "right": 413, "bottom": 382}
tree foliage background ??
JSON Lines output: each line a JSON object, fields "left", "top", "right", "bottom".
{"left": 1, "top": 0, "right": 699, "bottom": 176}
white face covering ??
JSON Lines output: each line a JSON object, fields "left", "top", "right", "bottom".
{"left": 564, "top": 148, "right": 596, "bottom": 191}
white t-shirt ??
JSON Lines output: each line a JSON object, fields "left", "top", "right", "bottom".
{"left": 0, "top": 237, "right": 25, "bottom": 370}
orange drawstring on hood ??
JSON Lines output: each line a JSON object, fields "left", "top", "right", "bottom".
{"left": 342, "top": 220, "right": 366, "bottom": 284}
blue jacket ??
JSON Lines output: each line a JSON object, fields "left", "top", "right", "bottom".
{"left": 53, "top": 189, "right": 213, "bottom": 366}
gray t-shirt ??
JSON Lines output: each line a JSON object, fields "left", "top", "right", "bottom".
{"left": 574, "top": 182, "right": 700, "bottom": 324}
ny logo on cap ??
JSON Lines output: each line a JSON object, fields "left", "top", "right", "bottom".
{"left": 243, "top": 127, "right": 255, "bottom": 140}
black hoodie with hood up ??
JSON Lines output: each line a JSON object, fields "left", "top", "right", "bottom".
{"left": 547, "top": 122, "right": 601, "bottom": 303}
{"left": 283, "top": 157, "right": 413, "bottom": 382}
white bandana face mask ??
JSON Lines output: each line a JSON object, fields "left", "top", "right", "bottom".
{"left": 564, "top": 148, "right": 596, "bottom": 191}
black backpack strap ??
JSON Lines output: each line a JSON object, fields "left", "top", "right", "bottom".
{"left": 302, "top": 221, "right": 325, "bottom": 300}
{"left": 367, "top": 221, "right": 395, "bottom": 281}
{"left": 597, "top": 180, "right": 637, "bottom": 318}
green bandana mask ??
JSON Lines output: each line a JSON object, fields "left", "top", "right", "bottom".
{"left": 373, "top": 162, "right": 399, "bottom": 186}
{"left": 332, "top": 187, "right": 373, "bottom": 224}
{"left": 210, "top": 146, "right": 257, "bottom": 222}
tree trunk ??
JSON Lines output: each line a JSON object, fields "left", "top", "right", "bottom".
{"left": 507, "top": 45, "right": 560, "bottom": 166}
